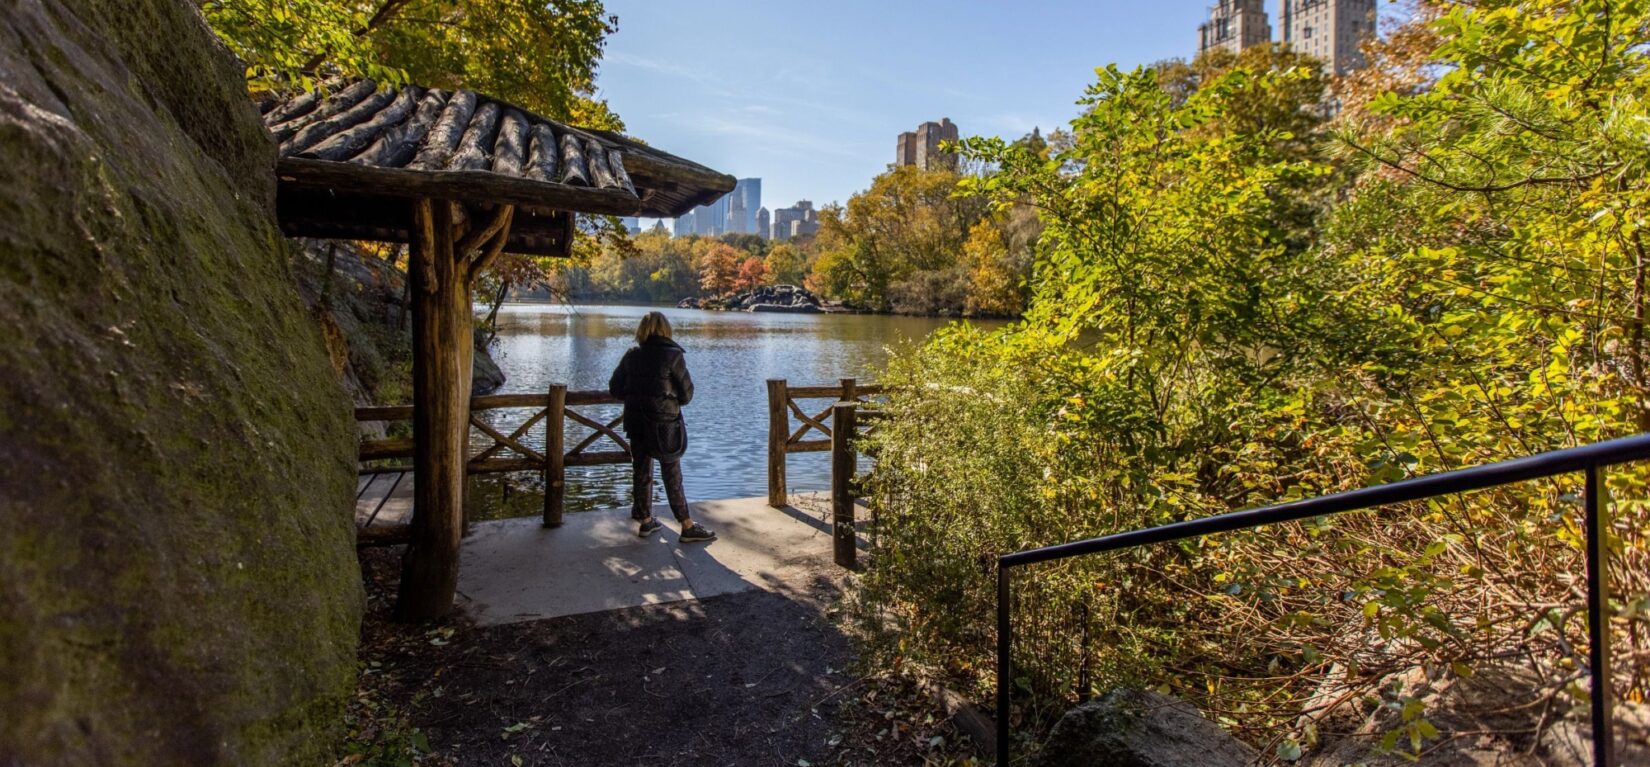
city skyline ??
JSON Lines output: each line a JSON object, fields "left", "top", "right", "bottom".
{"left": 673, "top": 177, "right": 764, "bottom": 238}
{"left": 604, "top": 1, "right": 1402, "bottom": 226}
{"left": 602, "top": 1, "right": 1222, "bottom": 221}
{"left": 666, "top": 180, "right": 824, "bottom": 242}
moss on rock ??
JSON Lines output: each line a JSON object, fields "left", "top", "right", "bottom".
{"left": 0, "top": 1, "right": 361, "bottom": 764}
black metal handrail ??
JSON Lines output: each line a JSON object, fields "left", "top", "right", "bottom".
{"left": 995, "top": 433, "right": 1650, "bottom": 766}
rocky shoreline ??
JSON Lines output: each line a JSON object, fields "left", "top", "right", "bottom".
{"left": 678, "top": 283, "right": 849, "bottom": 313}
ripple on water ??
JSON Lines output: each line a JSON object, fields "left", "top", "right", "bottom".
{"left": 465, "top": 303, "right": 990, "bottom": 520}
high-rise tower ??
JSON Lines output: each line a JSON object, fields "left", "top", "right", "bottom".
{"left": 895, "top": 118, "right": 959, "bottom": 171}
{"left": 1198, "top": 0, "right": 1271, "bottom": 56}
{"left": 1276, "top": 0, "right": 1377, "bottom": 75}
{"left": 770, "top": 200, "right": 818, "bottom": 241}
{"left": 725, "top": 178, "right": 762, "bottom": 234}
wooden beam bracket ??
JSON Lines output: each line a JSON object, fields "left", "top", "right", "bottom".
{"left": 467, "top": 206, "right": 515, "bottom": 282}
{"left": 456, "top": 203, "right": 513, "bottom": 257}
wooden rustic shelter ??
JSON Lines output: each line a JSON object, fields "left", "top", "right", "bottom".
{"left": 261, "top": 80, "right": 735, "bottom": 620}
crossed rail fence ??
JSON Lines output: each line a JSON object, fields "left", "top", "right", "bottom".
{"left": 764, "top": 378, "right": 885, "bottom": 568}
{"left": 994, "top": 433, "right": 1650, "bottom": 767}
{"left": 356, "top": 384, "right": 629, "bottom": 531}
{"left": 355, "top": 378, "right": 885, "bottom": 561}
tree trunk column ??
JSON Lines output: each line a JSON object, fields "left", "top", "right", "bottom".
{"left": 397, "top": 199, "right": 470, "bottom": 621}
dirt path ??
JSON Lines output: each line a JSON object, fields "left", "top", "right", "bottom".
{"left": 350, "top": 547, "right": 969, "bottom": 766}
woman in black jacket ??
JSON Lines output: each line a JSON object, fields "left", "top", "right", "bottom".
{"left": 607, "top": 312, "right": 716, "bottom": 542}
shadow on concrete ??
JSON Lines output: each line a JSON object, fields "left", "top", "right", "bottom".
{"left": 356, "top": 505, "right": 861, "bottom": 766}
{"left": 454, "top": 496, "right": 853, "bottom": 627}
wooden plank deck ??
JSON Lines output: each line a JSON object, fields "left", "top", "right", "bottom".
{"left": 355, "top": 470, "right": 415, "bottom": 533}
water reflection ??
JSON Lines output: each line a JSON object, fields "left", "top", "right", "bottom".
{"left": 467, "top": 303, "right": 992, "bottom": 519}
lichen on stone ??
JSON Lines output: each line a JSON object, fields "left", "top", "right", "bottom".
{"left": 0, "top": 0, "right": 361, "bottom": 763}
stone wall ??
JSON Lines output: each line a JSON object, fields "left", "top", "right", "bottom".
{"left": 0, "top": 0, "right": 361, "bottom": 763}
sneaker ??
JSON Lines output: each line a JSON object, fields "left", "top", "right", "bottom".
{"left": 637, "top": 518, "right": 662, "bottom": 538}
{"left": 679, "top": 524, "right": 717, "bottom": 543}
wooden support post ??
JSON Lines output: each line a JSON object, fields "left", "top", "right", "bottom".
{"left": 831, "top": 400, "right": 858, "bottom": 570}
{"left": 454, "top": 202, "right": 476, "bottom": 535}
{"left": 767, "top": 378, "right": 789, "bottom": 508}
{"left": 543, "top": 383, "right": 566, "bottom": 527}
{"left": 396, "top": 199, "right": 517, "bottom": 621}
{"left": 840, "top": 377, "right": 857, "bottom": 402}
{"left": 397, "top": 198, "right": 469, "bottom": 621}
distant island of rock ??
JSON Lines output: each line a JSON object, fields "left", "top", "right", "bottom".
{"left": 679, "top": 284, "right": 848, "bottom": 313}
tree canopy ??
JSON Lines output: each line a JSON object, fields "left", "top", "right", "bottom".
{"left": 204, "top": 0, "right": 622, "bottom": 126}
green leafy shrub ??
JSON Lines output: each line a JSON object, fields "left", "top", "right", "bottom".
{"left": 856, "top": 3, "right": 1650, "bottom": 759}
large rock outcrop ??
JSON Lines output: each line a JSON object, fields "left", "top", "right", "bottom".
{"left": 1036, "top": 689, "right": 1258, "bottom": 767}
{"left": 292, "top": 240, "right": 508, "bottom": 402}
{"left": 0, "top": 0, "right": 361, "bottom": 764}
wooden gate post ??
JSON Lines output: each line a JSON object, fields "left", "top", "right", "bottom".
{"left": 543, "top": 383, "right": 567, "bottom": 527}
{"left": 397, "top": 199, "right": 469, "bottom": 621}
{"left": 831, "top": 400, "right": 858, "bottom": 569}
{"left": 840, "top": 377, "right": 856, "bottom": 403}
{"left": 767, "top": 378, "right": 789, "bottom": 507}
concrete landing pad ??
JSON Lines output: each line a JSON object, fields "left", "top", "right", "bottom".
{"left": 454, "top": 494, "right": 856, "bottom": 626}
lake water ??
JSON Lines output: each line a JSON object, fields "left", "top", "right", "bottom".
{"left": 470, "top": 303, "right": 984, "bottom": 517}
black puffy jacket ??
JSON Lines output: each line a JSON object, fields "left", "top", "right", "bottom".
{"left": 608, "top": 336, "right": 694, "bottom": 458}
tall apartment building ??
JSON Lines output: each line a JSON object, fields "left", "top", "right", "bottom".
{"left": 770, "top": 200, "right": 818, "bottom": 241}
{"left": 895, "top": 118, "right": 959, "bottom": 171}
{"left": 724, "top": 178, "right": 762, "bottom": 235}
{"left": 1197, "top": 0, "right": 1271, "bottom": 56}
{"left": 1276, "top": 0, "right": 1376, "bottom": 75}
{"left": 756, "top": 207, "right": 770, "bottom": 241}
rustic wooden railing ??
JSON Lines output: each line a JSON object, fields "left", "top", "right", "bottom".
{"left": 357, "top": 384, "right": 629, "bottom": 528}
{"left": 765, "top": 377, "right": 883, "bottom": 507}
{"left": 360, "top": 378, "right": 885, "bottom": 566}
{"left": 828, "top": 399, "right": 887, "bottom": 569}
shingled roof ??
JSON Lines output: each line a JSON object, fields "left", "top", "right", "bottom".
{"left": 261, "top": 80, "right": 735, "bottom": 254}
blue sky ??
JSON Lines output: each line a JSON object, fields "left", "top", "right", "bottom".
{"left": 598, "top": 1, "right": 1220, "bottom": 218}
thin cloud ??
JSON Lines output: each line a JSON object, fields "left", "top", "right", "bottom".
{"left": 973, "top": 112, "right": 1063, "bottom": 138}
{"left": 660, "top": 110, "right": 869, "bottom": 160}
{"left": 606, "top": 51, "right": 721, "bottom": 88}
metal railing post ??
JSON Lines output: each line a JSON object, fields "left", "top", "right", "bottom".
{"left": 997, "top": 562, "right": 1012, "bottom": 766}
{"left": 987, "top": 436, "right": 1650, "bottom": 767}
{"left": 1584, "top": 463, "right": 1616, "bottom": 767}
